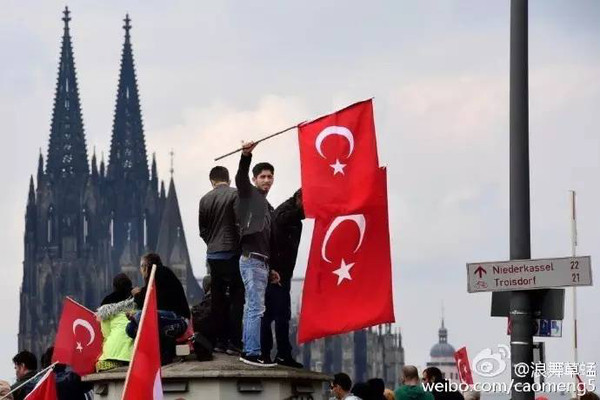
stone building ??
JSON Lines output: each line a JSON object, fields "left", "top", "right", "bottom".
{"left": 19, "top": 8, "right": 202, "bottom": 358}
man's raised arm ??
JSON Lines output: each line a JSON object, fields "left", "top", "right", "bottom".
{"left": 235, "top": 141, "right": 257, "bottom": 198}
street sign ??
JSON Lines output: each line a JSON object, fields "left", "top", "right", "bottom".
{"left": 507, "top": 318, "right": 562, "bottom": 337}
{"left": 467, "top": 256, "right": 592, "bottom": 293}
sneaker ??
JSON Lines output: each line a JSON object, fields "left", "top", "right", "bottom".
{"left": 239, "top": 354, "right": 276, "bottom": 367}
{"left": 275, "top": 356, "right": 304, "bottom": 369}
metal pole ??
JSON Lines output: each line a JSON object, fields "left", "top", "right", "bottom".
{"left": 570, "top": 190, "right": 579, "bottom": 398}
{"left": 509, "top": 1, "right": 534, "bottom": 400}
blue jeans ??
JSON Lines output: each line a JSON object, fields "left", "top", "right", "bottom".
{"left": 126, "top": 310, "right": 188, "bottom": 339}
{"left": 239, "top": 255, "right": 268, "bottom": 356}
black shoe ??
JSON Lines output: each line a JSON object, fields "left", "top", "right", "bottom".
{"left": 239, "top": 354, "right": 276, "bottom": 367}
{"left": 213, "top": 341, "right": 227, "bottom": 354}
{"left": 275, "top": 356, "right": 303, "bottom": 368}
{"left": 226, "top": 343, "right": 242, "bottom": 356}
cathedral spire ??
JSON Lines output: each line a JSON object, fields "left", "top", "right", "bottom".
{"left": 27, "top": 176, "right": 35, "bottom": 206}
{"left": 46, "top": 6, "right": 89, "bottom": 182}
{"left": 150, "top": 153, "right": 158, "bottom": 191}
{"left": 37, "top": 151, "right": 44, "bottom": 184}
{"left": 107, "top": 14, "right": 148, "bottom": 182}
{"left": 91, "top": 149, "right": 98, "bottom": 180}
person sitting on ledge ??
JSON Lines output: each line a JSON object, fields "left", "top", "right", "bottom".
{"left": 127, "top": 252, "right": 190, "bottom": 364}
{"left": 95, "top": 273, "right": 135, "bottom": 372}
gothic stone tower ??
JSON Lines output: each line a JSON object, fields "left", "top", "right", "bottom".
{"left": 19, "top": 9, "right": 201, "bottom": 358}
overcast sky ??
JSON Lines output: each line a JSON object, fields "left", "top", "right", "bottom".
{"left": 2, "top": 0, "right": 600, "bottom": 384}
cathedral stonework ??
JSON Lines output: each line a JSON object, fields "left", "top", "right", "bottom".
{"left": 19, "top": 8, "right": 202, "bottom": 358}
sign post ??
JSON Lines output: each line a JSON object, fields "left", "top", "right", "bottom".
{"left": 467, "top": 256, "right": 593, "bottom": 293}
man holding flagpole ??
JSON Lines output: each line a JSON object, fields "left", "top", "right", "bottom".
{"left": 235, "top": 141, "right": 279, "bottom": 367}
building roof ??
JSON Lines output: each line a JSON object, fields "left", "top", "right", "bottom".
{"left": 429, "top": 318, "right": 456, "bottom": 358}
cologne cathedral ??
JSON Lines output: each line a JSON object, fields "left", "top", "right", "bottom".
{"left": 19, "top": 8, "right": 202, "bottom": 358}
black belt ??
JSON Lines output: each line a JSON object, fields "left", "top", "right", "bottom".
{"left": 243, "top": 252, "right": 269, "bottom": 263}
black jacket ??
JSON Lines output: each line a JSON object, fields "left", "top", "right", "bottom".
{"left": 235, "top": 153, "right": 270, "bottom": 237}
{"left": 11, "top": 370, "right": 37, "bottom": 400}
{"left": 134, "top": 265, "right": 190, "bottom": 319}
{"left": 271, "top": 194, "right": 304, "bottom": 283}
{"left": 198, "top": 185, "right": 240, "bottom": 254}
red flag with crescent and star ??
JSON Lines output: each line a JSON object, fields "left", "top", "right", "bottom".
{"left": 298, "top": 99, "right": 380, "bottom": 218}
{"left": 52, "top": 297, "right": 102, "bottom": 376}
{"left": 298, "top": 168, "right": 394, "bottom": 343}
{"left": 454, "top": 347, "right": 475, "bottom": 385}
{"left": 24, "top": 368, "right": 57, "bottom": 400}
{"left": 122, "top": 265, "right": 163, "bottom": 400}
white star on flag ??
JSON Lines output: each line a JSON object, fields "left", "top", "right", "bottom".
{"left": 333, "top": 259, "right": 355, "bottom": 285}
{"left": 329, "top": 159, "right": 346, "bottom": 175}
{"left": 76, "top": 342, "right": 83, "bottom": 352}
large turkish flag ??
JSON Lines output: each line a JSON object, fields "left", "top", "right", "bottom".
{"left": 24, "top": 369, "right": 57, "bottom": 400}
{"left": 298, "top": 99, "right": 380, "bottom": 218}
{"left": 52, "top": 298, "right": 102, "bottom": 376}
{"left": 122, "top": 265, "right": 163, "bottom": 400}
{"left": 298, "top": 169, "right": 394, "bottom": 343}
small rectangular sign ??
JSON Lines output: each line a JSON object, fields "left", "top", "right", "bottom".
{"left": 507, "top": 318, "right": 563, "bottom": 337}
{"left": 467, "top": 256, "right": 592, "bottom": 293}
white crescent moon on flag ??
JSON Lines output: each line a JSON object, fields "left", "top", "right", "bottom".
{"left": 321, "top": 214, "right": 366, "bottom": 263}
{"left": 72, "top": 319, "right": 95, "bottom": 346}
{"left": 315, "top": 126, "right": 355, "bottom": 159}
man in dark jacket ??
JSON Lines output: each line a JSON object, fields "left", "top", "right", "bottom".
{"left": 40, "top": 347, "right": 93, "bottom": 400}
{"left": 261, "top": 189, "right": 304, "bottom": 368}
{"left": 128, "top": 253, "right": 190, "bottom": 364}
{"left": 235, "top": 141, "right": 279, "bottom": 367}
{"left": 198, "top": 166, "right": 243, "bottom": 354}
{"left": 11, "top": 351, "right": 38, "bottom": 400}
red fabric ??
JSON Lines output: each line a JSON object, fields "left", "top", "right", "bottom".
{"left": 298, "top": 169, "right": 394, "bottom": 343}
{"left": 298, "top": 99, "right": 379, "bottom": 218}
{"left": 122, "top": 267, "right": 163, "bottom": 400}
{"left": 24, "top": 369, "right": 57, "bottom": 400}
{"left": 454, "top": 347, "right": 475, "bottom": 385}
{"left": 52, "top": 298, "right": 102, "bottom": 376}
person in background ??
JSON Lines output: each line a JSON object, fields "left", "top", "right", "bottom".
{"left": 422, "top": 367, "right": 464, "bottom": 400}
{"left": 395, "top": 365, "right": 434, "bottom": 400}
{"left": 199, "top": 166, "right": 243, "bottom": 355}
{"left": 261, "top": 188, "right": 304, "bottom": 368}
{"left": 10, "top": 351, "right": 38, "bottom": 400}
{"left": 384, "top": 388, "right": 396, "bottom": 400}
{"left": 329, "top": 372, "right": 361, "bottom": 400}
{"left": 367, "top": 378, "right": 386, "bottom": 400}
{"left": 352, "top": 381, "right": 376, "bottom": 400}
{"left": 40, "top": 347, "right": 93, "bottom": 400}
{"left": 95, "top": 273, "right": 135, "bottom": 371}
{"left": 0, "top": 379, "right": 14, "bottom": 399}
{"left": 128, "top": 253, "right": 190, "bottom": 364}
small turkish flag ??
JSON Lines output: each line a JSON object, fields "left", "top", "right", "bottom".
{"left": 52, "top": 298, "right": 102, "bottom": 376}
{"left": 298, "top": 169, "right": 394, "bottom": 343}
{"left": 122, "top": 265, "right": 163, "bottom": 400}
{"left": 298, "top": 99, "right": 380, "bottom": 218}
{"left": 24, "top": 369, "right": 57, "bottom": 400}
{"left": 454, "top": 347, "right": 474, "bottom": 385}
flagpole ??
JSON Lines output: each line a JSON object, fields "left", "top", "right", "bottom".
{"left": 0, "top": 362, "right": 58, "bottom": 400}
{"left": 570, "top": 190, "right": 579, "bottom": 398}
{"left": 213, "top": 125, "right": 298, "bottom": 161}
{"left": 213, "top": 97, "right": 375, "bottom": 161}
{"left": 121, "top": 264, "right": 158, "bottom": 400}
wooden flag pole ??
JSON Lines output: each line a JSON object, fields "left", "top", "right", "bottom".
{"left": 213, "top": 124, "right": 298, "bottom": 161}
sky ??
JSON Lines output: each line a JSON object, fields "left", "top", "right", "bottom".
{"left": 2, "top": 0, "right": 600, "bottom": 385}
